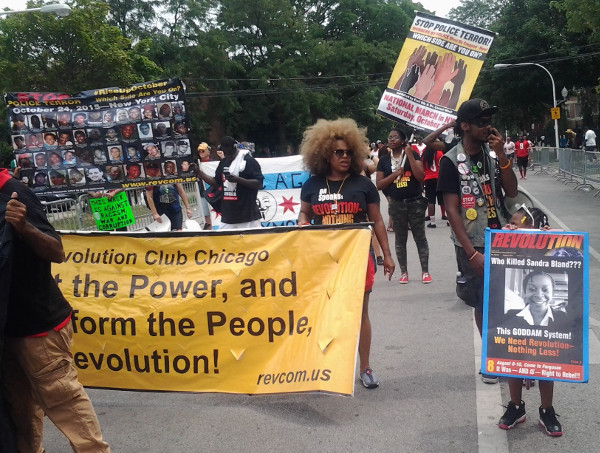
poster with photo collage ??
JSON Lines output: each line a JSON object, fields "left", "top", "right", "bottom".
{"left": 4, "top": 78, "right": 196, "bottom": 194}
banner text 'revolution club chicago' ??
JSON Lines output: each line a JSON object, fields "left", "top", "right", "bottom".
{"left": 5, "top": 79, "right": 196, "bottom": 193}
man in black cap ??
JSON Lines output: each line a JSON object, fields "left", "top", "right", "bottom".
{"left": 437, "top": 98, "right": 518, "bottom": 382}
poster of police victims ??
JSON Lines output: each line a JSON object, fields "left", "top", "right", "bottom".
{"left": 5, "top": 78, "right": 196, "bottom": 194}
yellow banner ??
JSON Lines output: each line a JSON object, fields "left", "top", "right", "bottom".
{"left": 54, "top": 226, "right": 371, "bottom": 395}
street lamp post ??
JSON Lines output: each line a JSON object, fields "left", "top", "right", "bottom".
{"left": 494, "top": 63, "right": 560, "bottom": 149}
{"left": 0, "top": 4, "right": 71, "bottom": 17}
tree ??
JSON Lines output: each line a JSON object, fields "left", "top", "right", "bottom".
{"left": 466, "top": 0, "right": 599, "bottom": 140}
{"left": 101, "top": 0, "right": 159, "bottom": 40}
{"left": 551, "top": 0, "right": 600, "bottom": 44}
{"left": 0, "top": 0, "right": 161, "bottom": 93}
{"left": 448, "top": 0, "right": 509, "bottom": 29}
{"left": 0, "top": 0, "right": 162, "bottom": 166}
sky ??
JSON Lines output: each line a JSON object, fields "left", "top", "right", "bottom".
{"left": 1, "top": 0, "right": 462, "bottom": 19}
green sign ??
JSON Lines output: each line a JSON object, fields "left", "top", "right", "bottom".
{"left": 88, "top": 191, "right": 135, "bottom": 231}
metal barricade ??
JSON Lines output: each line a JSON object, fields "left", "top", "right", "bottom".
{"left": 555, "top": 148, "right": 600, "bottom": 192}
{"left": 47, "top": 183, "right": 205, "bottom": 232}
{"left": 556, "top": 148, "right": 577, "bottom": 184}
{"left": 563, "top": 148, "right": 586, "bottom": 187}
{"left": 580, "top": 150, "right": 600, "bottom": 192}
{"left": 40, "top": 196, "right": 80, "bottom": 230}
{"left": 532, "top": 147, "right": 555, "bottom": 175}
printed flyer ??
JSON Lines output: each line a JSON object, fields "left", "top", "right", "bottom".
{"left": 482, "top": 229, "right": 589, "bottom": 383}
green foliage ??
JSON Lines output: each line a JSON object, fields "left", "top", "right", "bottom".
{"left": 0, "top": 0, "right": 158, "bottom": 93}
{"left": 467, "top": 0, "right": 600, "bottom": 139}
{"left": 1, "top": 0, "right": 598, "bottom": 155}
{"left": 551, "top": 0, "right": 600, "bottom": 43}
{"left": 448, "top": 0, "right": 509, "bottom": 29}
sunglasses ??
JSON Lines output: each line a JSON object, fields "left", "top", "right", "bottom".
{"left": 471, "top": 117, "right": 492, "bottom": 128}
{"left": 333, "top": 148, "right": 353, "bottom": 158}
{"left": 519, "top": 203, "right": 535, "bottom": 224}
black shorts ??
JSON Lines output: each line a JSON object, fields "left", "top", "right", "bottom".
{"left": 424, "top": 179, "right": 443, "bottom": 205}
{"left": 516, "top": 156, "right": 528, "bottom": 168}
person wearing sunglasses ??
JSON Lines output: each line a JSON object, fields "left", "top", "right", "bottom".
{"left": 437, "top": 98, "right": 518, "bottom": 384}
{"left": 376, "top": 127, "right": 430, "bottom": 284}
{"left": 298, "top": 118, "right": 395, "bottom": 390}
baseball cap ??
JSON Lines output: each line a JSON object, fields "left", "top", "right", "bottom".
{"left": 197, "top": 142, "right": 209, "bottom": 152}
{"left": 456, "top": 98, "right": 498, "bottom": 123}
{"left": 376, "top": 140, "right": 382, "bottom": 144}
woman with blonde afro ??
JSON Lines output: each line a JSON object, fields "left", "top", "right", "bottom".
{"left": 298, "top": 118, "right": 395, "bottom": 389}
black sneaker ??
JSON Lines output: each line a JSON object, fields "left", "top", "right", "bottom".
{"left": 539, "top": 406, "right": 562, "bottom": 437}
{"left": 441, "top": 215, "right": 448, "bottom": 220}
{"left": 427, "top": 223, "right": 436, "bottom": 228}
{"left": 498, "top": 401, "right": 526, "bottom": 430}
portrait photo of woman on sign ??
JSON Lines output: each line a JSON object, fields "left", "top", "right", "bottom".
{"left": 503, "top": 269, "right": 568, "bottom": 327}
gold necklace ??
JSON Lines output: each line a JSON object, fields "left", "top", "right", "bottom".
{"left": 326, "top": 174, "right": 348, "bottom": 212}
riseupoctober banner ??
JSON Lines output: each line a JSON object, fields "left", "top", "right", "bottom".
{"left": 53, "top": 226, "right": 371, "bottom": 395}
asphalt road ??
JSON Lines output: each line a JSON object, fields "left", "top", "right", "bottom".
{"left": 42, "top": 168, "right": 600, "bottom": 452}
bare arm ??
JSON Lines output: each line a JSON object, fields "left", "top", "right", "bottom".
{"left": 367, "top": 203, "right": 395, "bottom": 279}
{"left": 225, "top": 173, "right": 262, "bottom": 190}
{"left": 5, "top": 192, "right": 65, "bottom": 263}
{"left": 194, "top": 164, "right": 217, "bottom": 187}
{"left": 443, "top": 192, "right": 484, "bottom": 275}
{"left": 298, "top": 201, "right": 313, "bottom": 225}
{"left": 405, "top": 146, "right": 424, "bottom": 182}
{"left": 176, "top": 183, "right": 193, "bottom": 219}
{"left": 423, "top": 119, "right": 456, "bottom": 149}
{"left": 145, "top": 187, "right": 161, "bottom": 222}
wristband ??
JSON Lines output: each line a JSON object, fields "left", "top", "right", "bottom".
{"left": 468, "top": 251, "right": 480, "bottom": 261}
{"left": 499, "top": 160, "right": 512, "bottom": 170}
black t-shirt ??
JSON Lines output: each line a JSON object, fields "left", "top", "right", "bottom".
{"left": 0, "top": 177, "right": 71, "bottom": 337}
{"left": 437, "top": 151, "right": 502, "bottom": 229}
{"left": 152, "top": 184, "right": 180, "bottom": 209}
{"left": 215, "top": 153, "right": 264, "bottom": 224}
{"left": 300, "top": 174, "right": 379, "bottom": 224}
{"left": 376, "top": 153, "right": 422, "bottom": 200}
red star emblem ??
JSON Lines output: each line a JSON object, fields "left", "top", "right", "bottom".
{"left": 279, "top": 196, "right": 299, "bottom": 214}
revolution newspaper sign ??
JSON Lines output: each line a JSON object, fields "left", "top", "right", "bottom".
{"left": 5, "top": 78, "right": 196, "bottom": 194}
{"left": 377, "top": 12, "right": 495, "bottom": 133}
{"left": 53, "top": 226, "right": 370, "bottom": 395}
{"left": 482, "top": 229, "right": 589, "bottom": 383}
